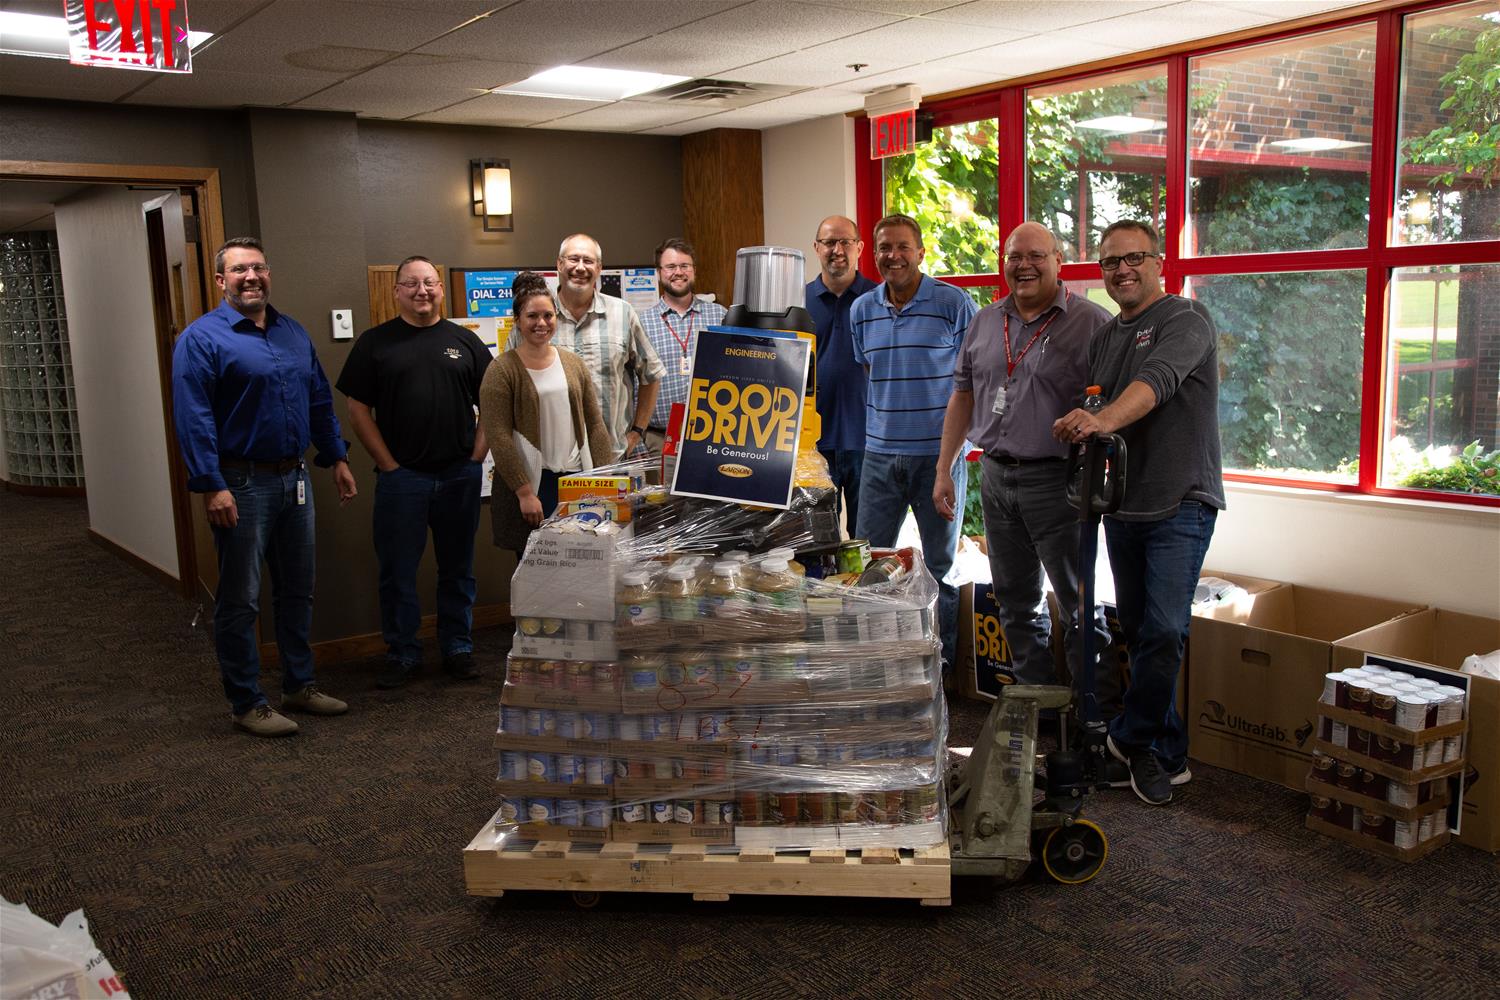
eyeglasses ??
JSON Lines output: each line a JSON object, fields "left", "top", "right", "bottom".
{"left": 659, "top": 263, "right": 694, "bottom": 274}
{"left": 562, "top": 255, "right": 598, "bottom": 267}
{"left": 396, "top": 279, "right": 442, "bottom": 290}
{"left": 816, "top": 238, "right": 859, "bottom": 250}
{"left": 1003, "top": 251, "right": 1054, "bottom": 266}
{"left": 1098, "top": 251, "right": 1160, "bottom": 271}
{"left": 225, "top": 263, "right": 269, "bottom": 275}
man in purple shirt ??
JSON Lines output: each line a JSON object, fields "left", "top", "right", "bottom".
{"left": 935, "top": 222, "right": 1115, "bottom": 717}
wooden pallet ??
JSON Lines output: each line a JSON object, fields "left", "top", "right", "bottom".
{"left": 463, "top": 816, "right": 951, "bottom": 906}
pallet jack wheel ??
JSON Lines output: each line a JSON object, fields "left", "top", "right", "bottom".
{"left": 571, "top": 891, "right": 602, "bottom": 909}
{"left": 1041, "top": 819, "right": 1108, "bottom": 885}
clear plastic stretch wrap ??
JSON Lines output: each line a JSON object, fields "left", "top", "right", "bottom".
{"left": 494, "top": 465, "right": 948, "bottom": 849}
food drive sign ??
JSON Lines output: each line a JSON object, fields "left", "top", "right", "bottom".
{"left": 66, "top": 0, "right": 194, "bottom": 73}
{"left": 671, "top": 329, "right": 808, "bottom": 509}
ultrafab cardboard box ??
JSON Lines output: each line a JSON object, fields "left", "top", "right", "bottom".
{"left": 1187, "top": 584, "right": 1425, "bottom": 790}
{"left": 1333, "top": 609, "right": 1500, "bottom": 853}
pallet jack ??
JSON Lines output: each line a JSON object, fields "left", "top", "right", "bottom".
{"left": 947, "top": 431, "right": 1127, "bottom": 884}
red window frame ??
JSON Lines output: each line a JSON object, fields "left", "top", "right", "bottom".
{"left": 854, "top": 0, "right": 1500, "bottom": 508}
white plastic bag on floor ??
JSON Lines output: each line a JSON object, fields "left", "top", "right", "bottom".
{"left": 0, "top": 897, "right": 130, "bottom": 999}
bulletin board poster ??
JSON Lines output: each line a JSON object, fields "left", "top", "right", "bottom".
{"left": 464, "top": 270, "right": 520, "bottom": 318}
{"left": 671, "top": 328, "right": 809, "bottom": 509}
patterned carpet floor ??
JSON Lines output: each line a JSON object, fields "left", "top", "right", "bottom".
{"left": 1, "top": 490, "right": 1495, "bottom": 999}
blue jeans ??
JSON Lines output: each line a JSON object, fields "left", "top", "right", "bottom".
{"left": 373, "top": 460, "right": 483, "bottom": 666}
{"left": 1104, "top": 501, "right": 1218, "bottom": 773}
{"left": 211, "top": 465, "right": 317, "bottom": 715}
{"left": 979, "top": 456, "right": 1118, "bottom": 716}
{"left": 856, "top": 451, "right": 964, "bottom": 671}
{"left": 819, "top": 448, "right": 865, "bottom": 536}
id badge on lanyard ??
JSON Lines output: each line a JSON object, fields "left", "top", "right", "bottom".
{"left": 991, "top": 385, "right": 1007, "bottom": 415}
{"left": 296, "top": 470, "right": 306, "bottom": 506}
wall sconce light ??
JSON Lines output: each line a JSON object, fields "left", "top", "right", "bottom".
{"left": 470, "top": 158, "right": 513, "bottom": 232}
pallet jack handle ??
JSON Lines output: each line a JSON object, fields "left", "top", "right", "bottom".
{"left": 1066, "top": 433, "right": 1126, "bottom": 730}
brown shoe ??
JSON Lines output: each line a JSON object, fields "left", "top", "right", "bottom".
{"left": 234, "top": 704, "right": 299, "bottom": 737}
{"left": 281, "top": 685, "right": 348, "bottom": 716}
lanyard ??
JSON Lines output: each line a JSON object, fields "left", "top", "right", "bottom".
{"left": 1003, "top": 291, "right": 1070, "bottom": 377}
{"left": 662, "top": 308, "right": 694, "bottom": 356}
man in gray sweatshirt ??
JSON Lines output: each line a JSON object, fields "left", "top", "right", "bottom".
{"left": 1053, "top": 219, "right": 1224, "bottom": 807}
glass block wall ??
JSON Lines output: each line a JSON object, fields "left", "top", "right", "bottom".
{"left": 0, "top": 231, "right": 84, "bottom": 488}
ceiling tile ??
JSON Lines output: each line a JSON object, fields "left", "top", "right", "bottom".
{"left": 0, "top": 54, "right": 145, "bottom": 102}
{"left": 417, "top": 0, "right": 746, "bottom": 66}
{"left": 919, "top": 1, "right": 1175, "bottom": 32}
{"left": 186, "top": 0, "right": 488, "bottom": 76}
{"left": 1051, "top": 2, "right": 1276, "bottom": 51}
{"left": 293, "top": 53, "right": 543, "bottom": 117}
{"left": 1215, "top": 0, "right": 1370, "bottom": 16}
{"left": 830, "top": 62, "right": 1001, "bottom": 96}
{"left": 121, "top": 66, "right": 332, "bottom": 107}
{"left": 732, "top": 15, "right": 1027, "bottom": 86}
{"left": 803, "top": 0, "right": 963, "bottom": 13}
{"left": 943, "top": 34, "right": 1130, "bottom": 80}
{"left": 535, "top": 100, "right": 718, "bottom": 132}
{"left": 579, "top": 0, "right": 904, "bottom": 80}
{"left": 410, "top": 92, "right": 610, "bottom": 127}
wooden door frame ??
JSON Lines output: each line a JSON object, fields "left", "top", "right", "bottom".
{"left": 0, "top": 159, "right": 226, "bottom": 601}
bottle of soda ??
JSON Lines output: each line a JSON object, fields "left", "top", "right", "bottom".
{"left": 1083, "top": 384, "right": 1106, "bottom": 414}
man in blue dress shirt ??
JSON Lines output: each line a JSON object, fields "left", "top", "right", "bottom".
{"left": 804, "top": 215, "right": 877, "bottom": 535}
{"left": 172, "top": 237, "right": 358, "bottom": 737}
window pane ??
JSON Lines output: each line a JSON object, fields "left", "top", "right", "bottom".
{"left": 1384, "top": 263, "right": 1500, "bottom": 494}
{"left": 1061, "top": 275, "right": 1120, "bottom": 316}
{"left": 1394, "top": 1, "right": 1500, "bottom": 245}
{"left": 883, "top": 119, "right": 999, "bottom": 275}
{"left": 1189, "top": 25, "right": 1376, "bottom": 255}
{"left": 1190, "top": 270, "right": 1365, "bottom": 481}
{"left": 1026, "top": 65, "right": 1167, "bottom": 263}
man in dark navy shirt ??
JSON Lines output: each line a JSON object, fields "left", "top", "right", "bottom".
{"left": 172, "top": 237, "right": 357, "bottom": 737}
{"left": 804, "top": 215, "right": 876, "bottom": 535}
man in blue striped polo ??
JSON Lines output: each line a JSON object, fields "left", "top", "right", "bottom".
{"left": 850, "top": 213, "right": 977, "bottom": 675}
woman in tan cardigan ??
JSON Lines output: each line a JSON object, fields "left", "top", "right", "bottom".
{"left": 479, "top": 272, "right": 613, "bottom": 553}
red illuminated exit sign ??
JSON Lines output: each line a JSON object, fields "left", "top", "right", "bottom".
{"left": 870, "top": 109, "right": 916, "bottom": 159}
{"left": 66, "top": 0, "right": 194, "bottom": 73}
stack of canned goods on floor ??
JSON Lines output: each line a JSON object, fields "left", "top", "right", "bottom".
{"left": 1305, "top": 663, "right": 1469, "bottom": 860}
{"left": 493, "top": 510, "right": 947, "bottom": 849}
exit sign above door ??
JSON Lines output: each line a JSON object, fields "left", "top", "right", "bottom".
{"left": 870, "top": 109, "right": 916, "bottom": 159}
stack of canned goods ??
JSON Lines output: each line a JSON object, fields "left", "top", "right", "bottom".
{"left": 1318, "top": 665, "right": 1467, "bottom": 767}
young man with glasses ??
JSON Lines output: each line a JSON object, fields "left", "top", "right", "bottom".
{"left": 1053, "top": 220, "right": 1225, "bottom": 806}
{"left": 507, "top": 233, "right": 663, "bottom": 458}
{"left": 805, "top": 215, "right": 877, "bottom": 535}
{"left": 336, "top": 256, "right": 492, "bottom": 689}
{"left": 850, "top": 213, "right": 978, "bottom": 677}
{"left": 172, "top": 237, "right": 358, "bottom": 736}
{"left": 638, "top": 237, "right": 725, "bottom": 453}
{"left": 934, "top": 222, "right": 1117, "bottom": 720}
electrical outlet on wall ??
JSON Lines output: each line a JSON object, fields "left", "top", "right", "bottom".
{"left": 331, "top": 309, "right": 353, "bottom": 341}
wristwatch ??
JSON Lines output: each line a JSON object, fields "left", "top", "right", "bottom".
{"left": 628, "top": 424, "right": 646, "bottom": 438}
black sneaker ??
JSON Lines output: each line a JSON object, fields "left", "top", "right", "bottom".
{"left": 443, "top": 652, "right": 480, "bottom": 680}
{"left": 1168, "top": 763, "right": 1193, "bottom": 787}
{"left": 377, "top": 659, "right": 418, "bottom": 690}
{"left": 1107, "top": 734, "right": 1172, "bottom": 806}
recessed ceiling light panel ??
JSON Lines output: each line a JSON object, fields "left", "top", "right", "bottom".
{"left": 1076, "top": 115, "right": 1166, "bottom": 134}
{"left": 1270, "top": 137, "right": 1369, "bottom": 152}
{"left": 491, "top": 65, "right": 690, "bottom": 102}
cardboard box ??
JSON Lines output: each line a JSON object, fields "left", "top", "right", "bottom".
{"left": 1333, "top": 609, "right": 1500, "bottom": 853}
{"left": 1187, "top": 584, "right": 1425, "bottom": 790}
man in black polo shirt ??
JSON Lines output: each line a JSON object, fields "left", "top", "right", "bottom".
{"left": 337, "top": 256, "right": 492, "bottom": 688}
